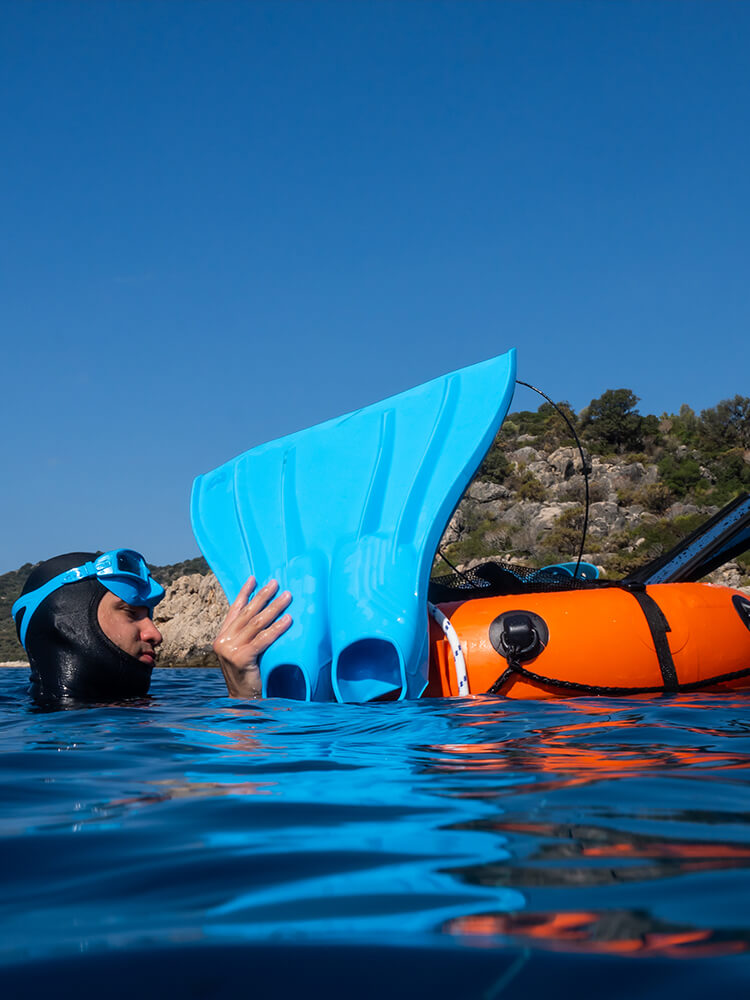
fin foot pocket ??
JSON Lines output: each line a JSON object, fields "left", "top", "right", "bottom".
{"left": 265, "top": 663, "right": 309, "bottom": 700}
{"left": 333, "top": 638, "right": 404, "bottom": 702}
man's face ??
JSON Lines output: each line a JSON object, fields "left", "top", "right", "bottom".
{"left": 97, "top": 591, "right": 163, "bottom": 666}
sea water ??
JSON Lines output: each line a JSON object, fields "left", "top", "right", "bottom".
{"left": 1, "top": 667, "right": 749, "bottom": 997}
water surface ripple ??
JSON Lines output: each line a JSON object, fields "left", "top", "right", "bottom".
{"left": 1, "top": 668, "right": 749, "bottom": 997}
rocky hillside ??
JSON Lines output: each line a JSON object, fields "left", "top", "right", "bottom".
{"left": 439, "top": 443, "right": 749, "bottom": 587}
{"left": 3, "top": 389, "right": 748, "bottom": 666}
{"left": 437, "top": 386, "right": 750, "bottom": 587}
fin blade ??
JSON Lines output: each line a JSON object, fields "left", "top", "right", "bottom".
{"left": 192, "top": 349, "right": 517, "bottom": 701}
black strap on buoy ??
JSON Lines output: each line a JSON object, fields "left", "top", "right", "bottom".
{"left": 624, "top": 585, "right": 679, "bottom": 691}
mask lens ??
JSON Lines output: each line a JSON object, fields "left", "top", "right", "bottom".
{"left": 115, "top": 550, "right": 147, "bottom": 578}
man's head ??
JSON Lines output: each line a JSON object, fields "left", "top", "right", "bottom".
{"left": 12, "top": 550, "right": 165, "bottom": 704}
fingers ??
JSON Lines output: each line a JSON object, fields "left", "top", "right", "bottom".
{"left": 216, "top": 576, "right": 292, "bottom": 649}
{"left": 252, "top": 610, "right": 293, "bottom": 655}
{"left": 238, "top": 579, "right": 283, "bottom": 623}
{"left": 223, "top": 576, "right": 258, "bottom": 628}
{"left": 222, "top": 577, "right": 284, "bottom": 632}
{"left": 238, "top": 586, "right": 291, "bottom": 635}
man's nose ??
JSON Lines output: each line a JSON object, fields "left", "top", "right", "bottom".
{"left": 142, "top": 618, "right": 163, "bottom": 645}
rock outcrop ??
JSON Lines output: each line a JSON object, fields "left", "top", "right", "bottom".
{"left": 155, "top": 572, "right": 227, "bottom": 667}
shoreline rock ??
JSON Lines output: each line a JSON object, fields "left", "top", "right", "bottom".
{"left": 154, "top": 572, "right": 228, "bottom": 667}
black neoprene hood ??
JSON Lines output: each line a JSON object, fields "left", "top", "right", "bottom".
{"left": 17, "top": 552, "right": 155, "bottom": 704}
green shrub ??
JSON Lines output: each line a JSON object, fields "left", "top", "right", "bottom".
{"left": 540, "top": 507, "right": 586, "bottom": 563}
{"left": 703, "top": 449, "right": 750, "bottom": 503}
{"left": 478, "top": 446, "right": 512, "bottom": 484}
{"left": 496, "top": 400, "right": 579, "bottom": 451}
{"left": 601, "top": 513, "right": 709, "bottom": 578}
{"left": 517, "top": 472, "right": 547, "bottom": 501}
{"left": 441, "top": 518, "right": 505, "bottom": 566}
{"left": 657, "top": 453, "right": 703, "bottom": 498}
{"left": 633, "top": 482, "right": 674, "bottom": 514}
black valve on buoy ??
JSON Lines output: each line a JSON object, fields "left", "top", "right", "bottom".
{"left": 487, "top": 610, "right": 549, "bottom": 695}
{"left": 495, "top": 614, "right": 539, "bottom": 659}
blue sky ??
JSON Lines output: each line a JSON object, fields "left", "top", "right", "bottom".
{"left": 2, "top": 1, "right": 749, "bottom": 572}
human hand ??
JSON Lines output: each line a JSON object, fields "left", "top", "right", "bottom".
{"left": 213, "top": 577, "right": 292, "bottom": 698}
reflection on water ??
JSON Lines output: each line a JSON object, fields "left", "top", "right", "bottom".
{"left": 446, "top": 909, "right": 750, "bottom": 959}
{"left": 0, "top": 669, "right": 749, "bottom": 993}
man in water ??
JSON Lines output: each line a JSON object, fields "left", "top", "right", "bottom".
{"left": 12, "top": 550, "right": 290, "bottom": 703}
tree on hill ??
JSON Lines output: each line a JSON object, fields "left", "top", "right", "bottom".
{"left": 698, "top": 396, "right": 750, "bottom": 452}
{"left": 580, "top": 388, "right": 659, "bottom": 454}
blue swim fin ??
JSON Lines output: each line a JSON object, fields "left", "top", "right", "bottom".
{"left": 191, "top": 350, "right": 517, "bottom": 702}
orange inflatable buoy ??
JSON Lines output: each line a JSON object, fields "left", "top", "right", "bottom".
{"left": 427, "top": 583, "right": 750, "bottom": 698}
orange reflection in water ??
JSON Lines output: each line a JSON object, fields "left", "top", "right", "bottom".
{"left": 425, "top": 742, "right": 750, "bottom": 797}
{"left": 445, "top": 909, "right": 749, "bottom": 958}
{"left": 425, "top": 702, "right": 750, "bottom": 789}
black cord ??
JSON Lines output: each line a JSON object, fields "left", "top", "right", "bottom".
{"left": 436, "top": 546, "right": 472, "bottom": 583}
{"left": 515, "top": 379, "right": 590, "bottom": 580}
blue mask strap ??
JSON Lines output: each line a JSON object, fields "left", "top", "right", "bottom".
{"left": 12, "top": 560, "right": 163, "bottom": 650}
{"left": 12, "top": 566, "right": 96, "bottom": 649}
